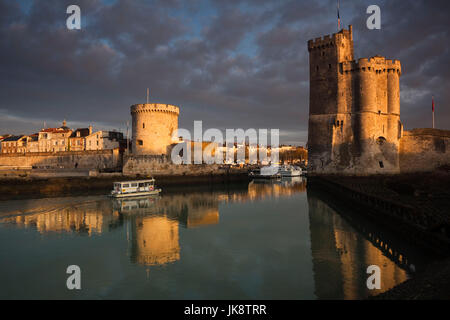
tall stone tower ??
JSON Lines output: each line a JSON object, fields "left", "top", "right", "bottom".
{"left": 131, "top": 103, "right": 180, "bottom": 155}
{"left": 307, "top": 26, "right": 402, "bottom": 175}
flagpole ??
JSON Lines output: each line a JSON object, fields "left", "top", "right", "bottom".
{"left": 432, "top": 96, "right": 435, "bottom": 129}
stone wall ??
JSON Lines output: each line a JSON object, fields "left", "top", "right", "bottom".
{"left": 399, "top": 129, "right": 450, "bottom": 173}
{"left": 0, "top": 149, "right": 121, "bottom": 170}
{"left": 123, "top": 155, "right": 235, "bottom": 176}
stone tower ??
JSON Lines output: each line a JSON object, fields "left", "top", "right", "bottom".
{"left": 307, "top": 26, "right": 402, "bottom": 175}
{"left": 131, "top": 103, "right": 180, "bottom": 155}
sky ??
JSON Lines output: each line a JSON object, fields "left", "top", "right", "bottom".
{"left": 0, "top": 0, "right": 449, "bottom": 146}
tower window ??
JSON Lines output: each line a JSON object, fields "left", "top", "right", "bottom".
{"left": 316, "top": 66, "right": 319, "bottom": 72}
{"left": 377, "top": 136, "right": 386, "bottom": 145}
{"left": 329, "top": 64, "right": 332, "bottom": 69}
{"left": 143, "top": 123, "right": 145, "bottom": 129}
{"left": 379, "top": 161, "right": 384, "bottom": 168}
{"left": 138, "top": 140, "right": 143, "bottom": 146}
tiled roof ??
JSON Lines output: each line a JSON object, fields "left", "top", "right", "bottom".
{"left": 40, "top": 127, "right": 72, "bottom": 133}
{"left": 2, "top": 135, "right": 24, "bottom": 142}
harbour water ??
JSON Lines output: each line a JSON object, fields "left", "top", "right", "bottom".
{"left": 0, "top": 178, "right": 436, "bottom": 299}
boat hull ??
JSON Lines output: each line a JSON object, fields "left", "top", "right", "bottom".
{"left": 250, "top": 174, "right": 281, "bottom": 180}
{"left": 280, "top": 171, "right": 302, "bottom": 177}
{"left": 110, "top": 189, "right": 162, "bottom": 198}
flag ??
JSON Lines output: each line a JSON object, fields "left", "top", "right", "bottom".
{"left": 337, "top": 0, "right": 341, "bottom": 30}
{"left": 432, "top": 96, "right": 435, "bottom": 112}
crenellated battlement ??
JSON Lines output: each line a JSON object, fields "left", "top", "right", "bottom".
{"left": 308, "top": 26, "right": 353, "bottom": 51}
{"left": 131, "top": 103, "right": 180, "bottom": 115}
{"left": 340, "top": 56, "right": 401, "bottom": 74}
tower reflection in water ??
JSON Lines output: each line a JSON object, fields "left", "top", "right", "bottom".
{"left": 115, "top": 194, "right": 222, "bottom": 267}
{"left": 306, "top": 188, "right": 433, "bottom": 299}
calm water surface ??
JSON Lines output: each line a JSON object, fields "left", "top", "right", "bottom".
{"left": 0, "top": 178, "right": 435, "bottom": 299}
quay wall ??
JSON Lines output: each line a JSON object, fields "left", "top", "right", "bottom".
{"left": 0, "top": 149, "right": 121, "bottom": 170}
{"left": 123, "top": 155, "right": 244, "bottom": 176}
{"left": 399, "top": 129, "right": 450, "bottom": 173}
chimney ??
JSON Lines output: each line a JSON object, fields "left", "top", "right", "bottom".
{"left": 89, "top": 125, "right": 93, "bottom": 135}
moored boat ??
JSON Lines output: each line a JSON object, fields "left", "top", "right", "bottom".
{"left": 249, "top": 165, "right": 281, "bottom": 179}
{"left": 279, "top": 165, "right": 302, "bottom": 177}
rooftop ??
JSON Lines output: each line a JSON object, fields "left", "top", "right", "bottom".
{"left": 2, "top": 135, "right": 24, "bottom": 142}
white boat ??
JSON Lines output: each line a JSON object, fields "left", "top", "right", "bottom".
{"left": 110, "top": 179, "right": 161, "bottom": 198}
{"left": 279, "top": 165, "right": 302, "bottom": 177}
{"left": 249, "top": 165, "right": 281, "bottom": 179}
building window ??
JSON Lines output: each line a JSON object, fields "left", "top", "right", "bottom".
{"left": 143, "top": 123, "right": 145, "bottom": 129}
{"left": 329, "top": 64, "right": 332, "bottom": 69}
{"left": 138, "top": 140, "right": 143, "bottom": 146}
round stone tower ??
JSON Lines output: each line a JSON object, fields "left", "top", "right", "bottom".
{"left": 131, "top": 103, "right": 180, "bottom": 155}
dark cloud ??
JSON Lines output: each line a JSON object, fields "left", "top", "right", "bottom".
{"left": 0, "top": 0, "right": 449, "bottom": 144}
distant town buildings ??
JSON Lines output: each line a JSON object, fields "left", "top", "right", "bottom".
{"left": 169, "top": 139, "right": 307, "bottom": 165}
{"left": 0, "top": 121, "right": 125, "bottom": 154}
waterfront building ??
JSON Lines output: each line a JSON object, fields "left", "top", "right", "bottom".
{"left": 25, "top": 134, "right": 39, "bottom": 153}
{"left": 0, "top": 135, "right": 10, "bottom": 153}
{"left": 85, "top": 130, "right": 124, "bottom": 151}
{"left": 1, "top": 135, "right": 26, "bottom": 154}
{"left": 68, "top": 128, "right": 91, "bottom": 151}
{"left": 38, "top": 120, "right": 73, "bottom": 152}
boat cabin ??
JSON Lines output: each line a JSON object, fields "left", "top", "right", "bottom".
{"left": 113, "top": 179, "right": 156, "bottom": 195}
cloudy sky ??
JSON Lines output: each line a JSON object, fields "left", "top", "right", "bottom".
{"left": 0, "top": 0, "right": 449, "bottom": 145}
